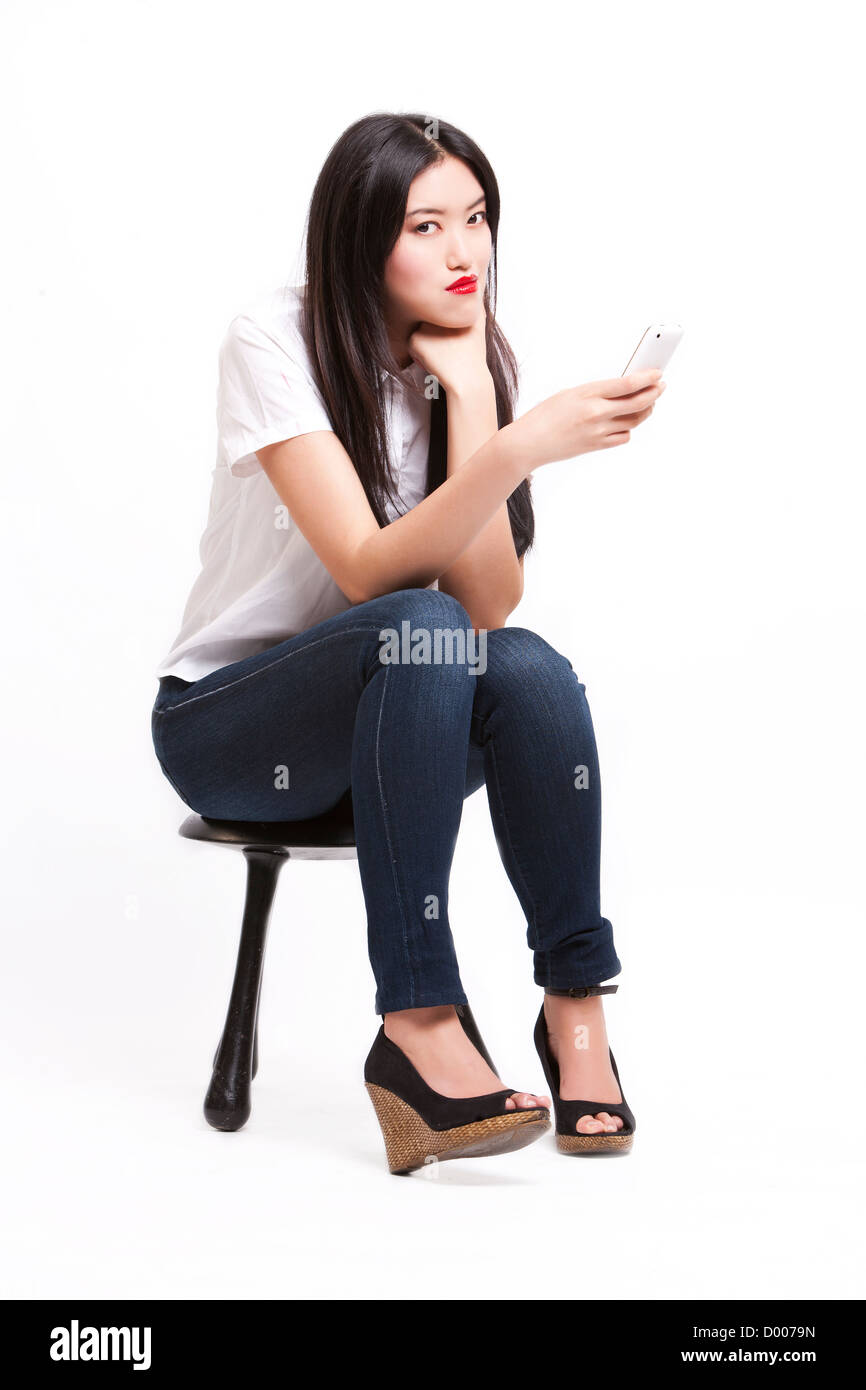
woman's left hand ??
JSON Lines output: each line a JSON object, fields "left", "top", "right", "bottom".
{"left": 407, "top": 303, "right": 491, "bottom": 397}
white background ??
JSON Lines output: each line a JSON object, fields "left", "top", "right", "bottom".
{"left": 2, "top": 0, "right": 864, "bottom": 1301}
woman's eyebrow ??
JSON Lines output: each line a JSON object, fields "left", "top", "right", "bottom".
{"left": 406, "top": 194, "right": 486, "bottom": 218}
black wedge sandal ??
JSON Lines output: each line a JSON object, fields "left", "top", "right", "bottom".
{"left": 364, "top": 1018, "right": 551, "bottom": 1175}
{"left": 534, "top": 988, "right": 636, "bottom": 1155}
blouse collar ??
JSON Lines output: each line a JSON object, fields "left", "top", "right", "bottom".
{"left": 379, "top": 358, "right": 428, "bottom": 390}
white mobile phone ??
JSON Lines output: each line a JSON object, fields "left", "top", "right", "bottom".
{"left": 622, "top": 322, "right": 683, "bottom": 376}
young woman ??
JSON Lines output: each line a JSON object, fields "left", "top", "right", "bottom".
{"left": 151, "top": 113, "right": 664, "bottom": 1174}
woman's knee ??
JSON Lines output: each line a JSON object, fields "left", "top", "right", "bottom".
{"left": 365, "top": 586, "right": 473, "bottom": 633}
{"left": 354, "top": 587, "right": 480, "bottom": 683}
{"left": 482, "top": 627, "right": 580, "bottom": 690}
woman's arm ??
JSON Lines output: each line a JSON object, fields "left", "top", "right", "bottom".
{"left": 255, "top": 420, "right": 529, "bottom": 608}
{"left": 436, "top": 369, "right": 524, "bottom": 630}
{"left": 255, "top": 368, "right": 664, "bottom": 611}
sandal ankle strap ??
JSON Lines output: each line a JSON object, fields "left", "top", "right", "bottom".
{"left": 543, "top": 984, "right": 619, "bottom": 998}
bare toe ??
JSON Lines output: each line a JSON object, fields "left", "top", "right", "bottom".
{"left": 505, "top": 1092, "right": 550, "bottom": 1111}
{"left": 576, "top": 1115, "right": 606, "bottom": 1134}
{"left": 594, "top": 1111, "right": 624, "bottom": 1132}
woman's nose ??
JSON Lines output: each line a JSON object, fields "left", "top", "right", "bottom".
{"left": 446, "top": 234, "right": 471, "bottom": 264}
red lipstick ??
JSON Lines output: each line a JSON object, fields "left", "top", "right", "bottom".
{"left": 446, "top": 275, "right": 478, "bottom": 295}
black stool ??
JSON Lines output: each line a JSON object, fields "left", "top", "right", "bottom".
{"left": 178, "top": 787, "right": 495, "bottom": 1132}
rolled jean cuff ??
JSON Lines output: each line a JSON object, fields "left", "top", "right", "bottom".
{"left": 533, "top": 917, "right": 621, "bottom": 994}
{"left": 375, "top": 986, "right": 469, "bottom": 1017}
{"left": 543, "top": 983, "right": 619, "bottom": 998}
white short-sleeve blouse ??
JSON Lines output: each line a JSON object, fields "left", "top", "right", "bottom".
{"left": 155, "top": 283, "right": 436, "bottom": 682}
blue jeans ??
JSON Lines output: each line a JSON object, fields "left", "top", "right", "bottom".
{"left": 151, "top": 587, "right": 621, "bottom": 1015}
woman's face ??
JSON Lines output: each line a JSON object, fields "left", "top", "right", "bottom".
{"left": 383, "top": 154, "right": 492, "bottom": 353}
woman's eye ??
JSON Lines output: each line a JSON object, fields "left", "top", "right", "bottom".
{"left": 413, "top": 211, "right": 487, "bottom": 235}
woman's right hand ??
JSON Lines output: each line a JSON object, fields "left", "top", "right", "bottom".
{"left": 509, "top": 368, "right": 667, "bottom": 472}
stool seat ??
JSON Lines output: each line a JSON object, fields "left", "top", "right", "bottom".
{"left": 178, "top": 789, "right": 356, "bottom": 858}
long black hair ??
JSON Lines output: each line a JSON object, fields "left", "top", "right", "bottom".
{"left": 294, "top": 112, "right": 534, "bottom": 559}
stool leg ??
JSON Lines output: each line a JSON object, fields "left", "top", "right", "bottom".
{"left": 212, "top": 973, "right": 262, "bottom": 1078}
{"left": 204, "top": 847, "right": 287, "bottom": 1131}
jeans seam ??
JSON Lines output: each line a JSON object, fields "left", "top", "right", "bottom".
{"left": 373, "top": 659, "right": 417, "bottom": 1008}
{"left": 151, "top": 624, "right": 398, "bottom": 715}
{"left": 485, "top": 730, "right": 538, "bottom": 946}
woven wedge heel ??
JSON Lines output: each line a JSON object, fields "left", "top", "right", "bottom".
{"left": 364, "top": 1021, "right": 550, "bottom": 1175}
{"left": 534, "top": 1001, "right": 636, "bottom": 1155}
